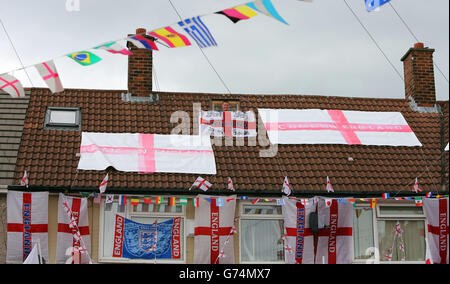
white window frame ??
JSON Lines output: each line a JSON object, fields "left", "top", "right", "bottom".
{"left": 239, "top": 200, "right": 285, "bottom": 264}
{"left": 98, "top": 196, "right": 187, "bottom": 264}
{"left": 352, "top": 201, "right": 428, "bottom": 264}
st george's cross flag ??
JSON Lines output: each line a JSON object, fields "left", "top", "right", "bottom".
{"left": 34, "top": 60, "right": 64, "bottom": 93}
{"left": 94, "top": 41, "right": 133, "bottom": 55}
{"left": 258, "top": 109, "right": 422, "bottom": 147}
{"left": 20, "top": 170, "right": 29, "bottom": 187}
{"left": 199, "top": 110, "right": 257, "bottom": 137}
{"left": 282, "top": 196, "right": 316, "bottom": 264}
{"left": 99, "top": 173, "right": 109, "bottom": 194}
{"left": 412, "top": 178, "right": 422, "bottom": 193}
{"left": 77, "top": 132, "right": 217, "bottom": 175}
{"left": 0, "top": 73, "right": 25, "bottom": 98}
{"left": 6, "top": 191, "right": 49, "bottom": 263}
{"left": 227, "top": 177, "right": 235, "bottom": 191}
{"left": 56, "top": 194, "right": 91, "bottom": 264}
{"left": 423, "top": 197, "right": 449, "bottom": 264}
{"left": 315, "top": 198, "right": 353, "bottom": 264}
{"left": 190, "top": 176, "right": 212, "bottom": 192}
{"left": 149, "top": 27, "right": 191, "bottom": 48}
{"left": 326, "top": 176, "right": 334, "bottom": 193}
{"left": 282, "top": 176, "right": 292, "bottom": 196}
{"left": 194, "top": 195, "right": 237, "bottom": 264}
{"left": 178, "top": 16, "right": 217, "bottom": 48}
{"left": 127, "top": 35, "right": 159, "bottom": 51}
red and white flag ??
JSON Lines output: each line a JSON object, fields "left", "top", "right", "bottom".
{"left": 99, "top": 173, "right": 109, "bottom": 193}
{"left": 282, "top": 176, "right": 292, "bottom": 196}
{"left": 0, "top": 74, "right": 25, "bottom": 98}
{"left": 282, "top": 196, "right": 316, "bottom": 264}
{"left": 56, "top": 194, "right": 91, "bottom": 264}
{"left": 34, "top": 60, "right": 64, "bottom": 93}
{"left": 20, "top": 170, "right": 29, "bottom": 186}
{"left": 194, "top": 194, "right": 237, "bottom": 264}
{"left": 412, "top": 178, "right": 422, "bottom": 193}
{"left": 315, "top": 198, "right": 353, "bottom": 264}
{"left": 6, "top": 191, "right": 49, "bottom": 263}
{"left": 326, "top": 176, "right": 334, "bottom": 193}
{"left": 227, "top": 177, "right": 235, "bottom": 191}
{"left": 423, "top": 197, "right": 448, "bottom": 264}
{"left": 190, "top": 176, "right": 212, "bottom": 192}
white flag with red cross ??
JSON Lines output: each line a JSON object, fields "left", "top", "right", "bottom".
{"left": 282, "top": 196, "right": 316, "bottom": 264}
{"left": 423, "top": 197, "right": 449, "bottom": 264}
{"left": 258, "top": 108, "right": 422, "bottom": 147}
{"left": 6, "top": 191, "right": 49, "bottom": 263}
{"left": 34, "top": 60, "right": 64, "bottom": 93}
{"left": 282, "top": 176, "right": 292, "bottom": 196}
{"left": 326, "top": 176, "right": 334, "bottom": 193}
{"left": 0, "top": 74, "right": 25, "bottom": 98}
{"left": 194, "top": 195, "right": 237, "bottom": 264}
{"left": 227, "top": 177, "right": 234, "bottom": 191}
{"left": 190, "top": 176, "right": 212, "bottom": 192}
{"left": 20, "top": 170, "right": 29, "bottom": 186}
{"left": 99, "top": 173, "right": 109, "bottom": 193}
{"left": 412, "top": 177, "right": 422, "bottom": 193}
{"left": 315, "top": 198, "right": 353, "bottom": 264}
{"left": 78, "top": 132, "right": 217, "bottom": 175}
{"left": 55, "top": 194, "right": 91, "bottom": 264}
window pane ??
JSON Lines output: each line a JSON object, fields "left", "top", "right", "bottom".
{"left": 240, "top": 219, "right": 284, "bottom": 262}
{"left": 243, "top": 205, "right": 282, "bottom": 215}
{"left": 379, "top": 206, "right": 423, "bottom": 215}
{"left": 49, "top": 110, "right": 77, "bottom": 124}
{"left": 378, "top": 220, "right": 426, "bottom": 261}
{"left": 353, "top": 208, "right": 375, "bottom": 260}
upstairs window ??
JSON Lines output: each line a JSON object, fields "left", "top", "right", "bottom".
{"left": 211, "top": 100, "right": 239, "bottom": 112}
{"left": 44, "top": 107, "right": 81, "bottom": 131}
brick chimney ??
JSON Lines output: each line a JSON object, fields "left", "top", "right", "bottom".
{"left": 127, "top": 28, "right": 153, "bottom": 97}
{"left": 401, "top": 42, "right": 436, "bottom": 107}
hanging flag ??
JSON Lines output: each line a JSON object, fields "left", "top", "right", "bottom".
{"left": 190, "top": 176, "right": 212, "bottom": 192}
{"left": 106, "top": 194, "right": 114, "bottom": 204}
{"left": 192, "top": 197, "right": 200, "bottom": 208}
{"left": 155, "top": 196, "right": 163, "bottom": 204}
{"left": 34, "top": 60, "right": 64, "bottom": 94}
{"left": 216, "top": 4, "right": 258, "bottom": 23}
{"left": 326, "top": 176, "right": 334, "bottom": 193}
{"left": 20, "top": 170, "right": 29, "bottom": 187}
{"left": 118, "top": 195, "right": 127, "bottom": 207}
{"left": 67, "top": 51, "right": 102, "bottom": 66}
{"left": 415, "top": 197, "right": 423, "bottom": 207}
{"left": 282, "top": 177, "right": 292, "bottom": 196}
{"left": 144, "top": 196, "right": 152, "bottom": 204}
{"left": 169, "top": 197, "right": 177, "bottom": 207}
{"left": 194, "top": 194, "right": 237, "bottom": 264}
{"left": 113, "top": 216, "right": 181, "bottom": 259}
{"left": 93, "top": 193, "right": 102, "bottom": 204}
{"left": 127, "top": 35, "right": 159, "bottom": 51}
{"left": 315, "top": 198, "right": 353, "bottom": 264}
{"left": 382, "top": 193, "right": 390, "bottom": 199}
{"left": 179, "top": 197, "right": 188, "bottom": 205}
{"left": 251, "top": 198, "right": 260, "bottom": 205}
{"left": 370, "top": 198, "right": 378, "bottom": 209}
{"left": 0, "top": 74, "right": 25, "bottom": 98}
{"left": 423, "top": 197, "right": 448, "bottom": 264}
{"left": 131, "top": 198, "right": 140, "bottom": 206}
{"left": 149, "top": 27, "right": 191, "bottom": 48}
{"left": 94, "top": 41, "right": 133, "bottom": 55}
{"left": 365, "top": 0, "right": 391, "bottom": 12}
{"left": 426, "top": 192, "right": 433, "bottom": 198}
{"left": 178, "top": 16, "right": 217, "bottom": 48}
{"left": 6, "top": 191, "right": 49, "bottom": 263}
{"left": 412, "top": 178, "right": 422, "bottom": 193}
{"left": 246, "top": 0, "right": 288, "bottom": 25}
{"left": 216, "top": 198, "right": 224, "bottom": 207}
{"left": 200, "top": 110, "right": 257, "bottom": 137}
{"left": 282, "top": 196, "right": 316, "bottom": 264}
{"left": 324, "top": 198, "right": 333, "bottom": 208}
{"left": 99, "top": 173, "right": 109, "bottom": 194}
{"left": 23, "top": 244, "right": 44, "bottom": 264}
{"left": 227, "top": 177, "right": 235, "bottom": 191}
{"left": 56, "top": 194, "right": 91, "bottom": 264}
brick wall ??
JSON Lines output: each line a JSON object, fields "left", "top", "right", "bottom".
{"left": 127, "top": 28, "right": 153, "bottom": 97}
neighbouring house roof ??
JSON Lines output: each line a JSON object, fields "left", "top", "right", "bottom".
{"left": 0, "top": 90, "right": 29, "bottom": 188}
{"left": 11, "top": 88, "right": 449, "bottom": 196}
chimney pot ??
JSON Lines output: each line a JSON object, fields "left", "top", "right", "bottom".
{"left": 414, "top": 42, "right": 425, "bottom": 49}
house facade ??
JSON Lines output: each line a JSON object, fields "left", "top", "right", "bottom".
{"left": 1, "top": 31, "right": 448, "bottom": 264}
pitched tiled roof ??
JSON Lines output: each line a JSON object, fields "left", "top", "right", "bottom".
{"left": 13, "top": 88, "right": 449, "bottom": 195}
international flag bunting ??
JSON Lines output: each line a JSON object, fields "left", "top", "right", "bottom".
{"left": 169, "top": 197, "right": 176, "bottom": 207}
{"left": 179, "top": 197, "right": 188, "bottom": 205}
{"left": 106, "top": 195, "right": 114, "bottom": 204}
{"left": 118, "top": 195, "right": 126, "bottom": 206}
{"left": 370, "top": 198, "right": 377, "bottom": 209}
{"left": 34, "top": 60, "right": 64, "bottom": 94}
{"left": 246, "top": 0, "right": 288, "bottom": 25}
{"left": 127, "top": 35, "right": 159, "bottom": 51}
{"left": 252, "top": 198, "right": 259, "bottom": 205}
{"left": 415, "top": 197, "right": 423, "bottom": 207}
{"left": 95, "top": 41, "right": 133, "bottom": 55}
{"left": 426, "top": 192, "right": 433, "bottom": 198}
{"left": 130, "top": 199, "right": 139, "bottom": 206}
{"left": 155, "top": 196, "right": 163, "bottom": 204}
{"left": 0, "top": 74, "right": 25, "bottom": 98}
{"left": 67, "top": 51, "right": 102, "bottom": 66}
{"left": 178, "top": 16, "right": 217, "bottom": 48}
{"left": 365, "top": 0, "right": 391, "bottom": 12}
{"left": 382, "top": 193, "right": 390, "bottom": 199}
{"left": 216, "top": 4, "right": 258, "bottom": 24}
{"left": 192, "top": 197, "right": 200, "bottom": 208}
{"left": 149, "top": 27, "right": 191, "bottom": 48}
{"left": 144, "top": 196, "right": 152, "bottom": 204}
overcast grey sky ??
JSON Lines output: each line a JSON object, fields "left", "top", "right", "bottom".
{"left": 0, "top": 0, "right": 448, "bottom": 100}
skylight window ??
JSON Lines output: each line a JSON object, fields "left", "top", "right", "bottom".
{"left": 44, "top": 107, "right": 81, "bottom": 131}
